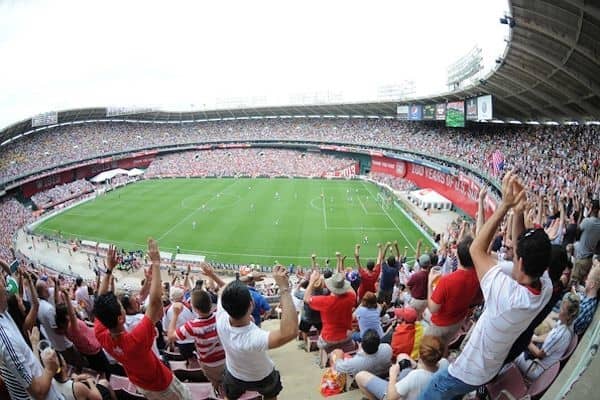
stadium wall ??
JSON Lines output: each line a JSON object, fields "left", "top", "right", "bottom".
{"left": 20, "top": 152, "right": 156, "bottom": 197}
{"left": 370, "top": 155, "right": 496, "bottom": 219}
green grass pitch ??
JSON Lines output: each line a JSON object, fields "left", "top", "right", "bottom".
{"left": 35, "top": 178, "right": 432, "bottom": 265}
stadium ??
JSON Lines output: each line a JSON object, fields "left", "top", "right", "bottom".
{"left": 1, "top": 0, "right": 600, "bottom": 399}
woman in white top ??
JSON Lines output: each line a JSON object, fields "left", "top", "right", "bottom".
{"left": 355, "top": 335, "right": 447, "bottom": 400}
{"left": 50, "top": 353, "right": 116, "bottom": 400}
{"left": 516, "top": 292, "right": 580, "bottom": 380}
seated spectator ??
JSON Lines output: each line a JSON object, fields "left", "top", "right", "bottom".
{"left": 352, "top": 292, "right": 384, "bottom": 341}
{"left": 574, "top": 265, "right": 600, "bottom": 336}
{"left": 329, "top": 329, "right": 392, "bottom": 377}
{"left": 384, "top": 306, "right": 423, "bottom": 361}
{"left": 50, "top": 352, "right": 116, "bottom": 400}
{"left": 515, "top": 292, "right": 580, "bottom": 380}
{"left": 356, "top": 335, "right": 447, "bottom": 400}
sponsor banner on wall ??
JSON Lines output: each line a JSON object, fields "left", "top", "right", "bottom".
{"left": 409, "top": 105, "right": 423, "bottom": 121}
{"left": 435, "top": 103, "right": 446, "bottom": 120}
{"left": 466, "top": 98, "right": 478, "bottom": 121}
{"left": 370, "top": 155, "right": 495, "bottom": 218}
{"left": 423, "top": 104, "right": 435, "bottom": 120}
{"left": 477, "top": 95, "right": 493, "bottom": 120}
{"left": 397, "top": 105, "right": 409, "bottom": 120}
{"left": 327, "top": 163, "right": 359, "bottom": 177}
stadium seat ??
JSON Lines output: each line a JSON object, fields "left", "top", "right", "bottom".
{"left": 486, "top": 362, "right": 560, "bottom": 400}
{"left": 173, "top": 367, "right": 209, "bottom": 383}
{"left": 110, "top": 375, "right": 145, "bottom": 400}
{"left": 161, "top": 349, "right": 186, "bottom": 361}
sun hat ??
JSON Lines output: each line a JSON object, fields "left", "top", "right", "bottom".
{"left": 325, "top": 273, "right": 351, "bottom": 295}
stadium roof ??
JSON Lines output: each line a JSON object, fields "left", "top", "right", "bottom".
{"left": 1, "top": 0, "right": 599, "bottom": 145}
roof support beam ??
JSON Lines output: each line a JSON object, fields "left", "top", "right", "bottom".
{"left": 502, "top": 56, "right": 598, "bottom": 116}
{"left": 492, "top": 70, "right": 553, "bottom": 118}
{"left": 561, "top": 0, "right": 600, "bottom": 21}
{"left": 479, "top": 80, "right": 531, "bottom": 119}
{"left": 510, "top": 41, "right": 600, "bottom": 97}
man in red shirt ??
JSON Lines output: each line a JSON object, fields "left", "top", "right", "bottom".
{"left": 354, "top": 244, "right": 383, "bottom": 303}
{"left": 304, "top": 267, "right": 356, "bottom": 357}
{"left": 426, "top": 236, "right": 483, "bottom": 344}
{"left": 94, "top": 240, "right": 191, "bottom": 400}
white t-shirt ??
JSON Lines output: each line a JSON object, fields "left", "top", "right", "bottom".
{"left": 74, "top": 286, "right": 93, "bottom": 313}
{"left": 216, "top": 298, "right": 274, "bottom": 381}
{"left": 449, "top": 262, "right": 552, "bottom": 385}
{"left": 38, "top": 299, "right": 73, "bottom": 352}
{"left": 395, "top": 359, "right": 449, "bottom": 400}
{"left": 162, "top": 305, "right": 195, "bottom": 344}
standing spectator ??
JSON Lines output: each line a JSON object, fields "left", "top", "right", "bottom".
{"left": 304, "top": 267, "right": 356, "bottom": 356}
{"left": 94, "top": 241, "right": 191, "bottom": 400}
{"left": 407, "top": 255, "right": 431, "bottom": 317}
{"left": 425, "top": 236, "right": 482, "bottom": 344}
{"left": 1, "top": 280, "right": 63, "bottom": 400}
{"left": 378, "top": 243, "right": 399, "bottom": 304}
{"left": 354, "top": 244, "right": 381, "bottom": 303}
{"left": 296, "top": 277, "right": 326, "bottom": 349}
{"left": 419, "top": 172, "right": 553, "bottom": 400}
{"left": 54, "top": 289, "right": 111, "bottom": 375}
{"left": 162, "top": 287, "right": 195, "bottom": 361}
{"left": 352, "top": 292, "right": 384, "bottom": 341}
{"left": 37, "top": 278, "right": 83, "bottom": 370}
{"left": 572, "top": 199, "right": 600, "bottom": 284}
{"left": 167, "top": 288, "right": 225, "bottom": 391}
{"left": 74, "top": 277, "right": 93, "bottom": 320}
{"left": 329, "top": 329, "right": 392, "bottom": 377}
{"left": 240, "top": 272, "right": 271, "bottom": 327}
{"left": 207, "top": 263, "right": 297, "bottom": 400}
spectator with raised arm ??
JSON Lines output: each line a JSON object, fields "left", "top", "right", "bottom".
{"left": 355, "top": 244, "right": 381, "bottom": 303}
{"left": 419, "top": 171, "right": 553, "bottom": 400}
{"left": 572, "top": 199, "right": 600, "bottom": 284}
{"left": 204, "top": 262, "right": 296, "bottom": 400}
{"left": 167, "top": 282, "right": 225, "bottom": 392}
{"left": 378, "top": 243, "right": 398, "bottom": 304}
{"left": 239, "top": 271, "right": 271, "bottom": 327}
{"left": 1, "top": 278, "right": 63, "bottom": 399}
{"left": 93, "top": 241, "right": 191, "bottom": 400}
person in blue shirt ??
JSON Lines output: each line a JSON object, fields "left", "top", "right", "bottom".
{"left": 240, "top": 272, "right": 271, "bottom": 326}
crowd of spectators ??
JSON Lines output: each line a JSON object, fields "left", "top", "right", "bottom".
{"left": 144, "top": 149, "right": 356, "bottom": 178}
{"left": 0, "top": 119, "right": 598, "bottom": 200}
{"left": 31, "top": 179, "right": 95, "bottom": 209}
{"left": 0, "top": 198, "right": 32, "bottom": 261}
{"left": 368, "top": 173, "right": 415, "bottom": 192}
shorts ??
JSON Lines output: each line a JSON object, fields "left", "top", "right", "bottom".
{"left": 425, "top": 320, "right": 463, "bottom": 344}
{"left": 377, "top": 289, "right": 393, "bottom": 304}
{"left": 410, "top": 298, "right": 428, "bottom": 315}
{"left": 85, "top": 350, "right": 111, "bottom": 375}
{"left": 299, "top": 319, "right": 322, "bottom": 333}
{"left": 222, "top": 368, "right": 283, "bottom": 399}
{"left": 137, "top": 376, "right": 191, "bottom": 400}
{"left": 317, "top": 336, "right": 352, "bottom": 353}
{"left": 202, "top": 362, "right": 225, "bottom": 386}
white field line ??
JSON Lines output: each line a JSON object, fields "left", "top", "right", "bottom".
{"left": 357, "top": 194, "right": 369, "bottom": 214}
{"left": 157, "top": 180, "right": 239, "bottom": 241}
{"left": 360, "top": 182, "right": 416, "bottom": 252}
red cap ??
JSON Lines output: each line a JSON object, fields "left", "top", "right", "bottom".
{"left": 394, "top": 306, "right": 418, "bottom": 323}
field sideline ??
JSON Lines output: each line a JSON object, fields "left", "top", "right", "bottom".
{"left": 35, "top": 178, "right": 432, "bottom": 265}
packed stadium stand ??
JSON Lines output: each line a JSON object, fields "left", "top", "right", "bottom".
{"left": 1, "top": 1, "right": 600, "bottom": 399}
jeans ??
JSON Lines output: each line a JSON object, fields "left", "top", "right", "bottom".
{"left": 418, "top": 366, "right": 478, "bottom": 400}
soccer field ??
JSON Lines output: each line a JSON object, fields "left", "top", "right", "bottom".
{"left": 34, "top": 178, "right": 432, "bottom": 265}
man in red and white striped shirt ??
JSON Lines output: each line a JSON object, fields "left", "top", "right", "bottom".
{"left": 167, "top": 289, "right": 225, "bottom": 390}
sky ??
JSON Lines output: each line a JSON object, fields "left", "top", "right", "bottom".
{"left": 0, "top": 0, "right": 509, "bottom": 130}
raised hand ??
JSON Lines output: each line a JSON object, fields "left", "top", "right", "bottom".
{"left": 147, "top": 238, "right": 160, "bottom": 263}
{"left": 354, "top": 244, "right": 360, "bottom": 257}
{"left": 309, "top": 269, "right": 321, "bottom": 283}
{"left": 272, "top": 265, "right": 290, "bottom": 290}
{"left": 106, "top": 244, "right": 118, "bottom": 272}
{"left": 501, "top": 171, "right": 526, "bottom": 208}
{"left": 171, "top": 302, "right": 184, "bottom": 316}
{"left": 198, "top": 262, "right": 215, "bottom": 277}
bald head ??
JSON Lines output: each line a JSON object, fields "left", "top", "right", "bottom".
{"left": 36, "top": 280, "right": 49, "bottom": 300}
